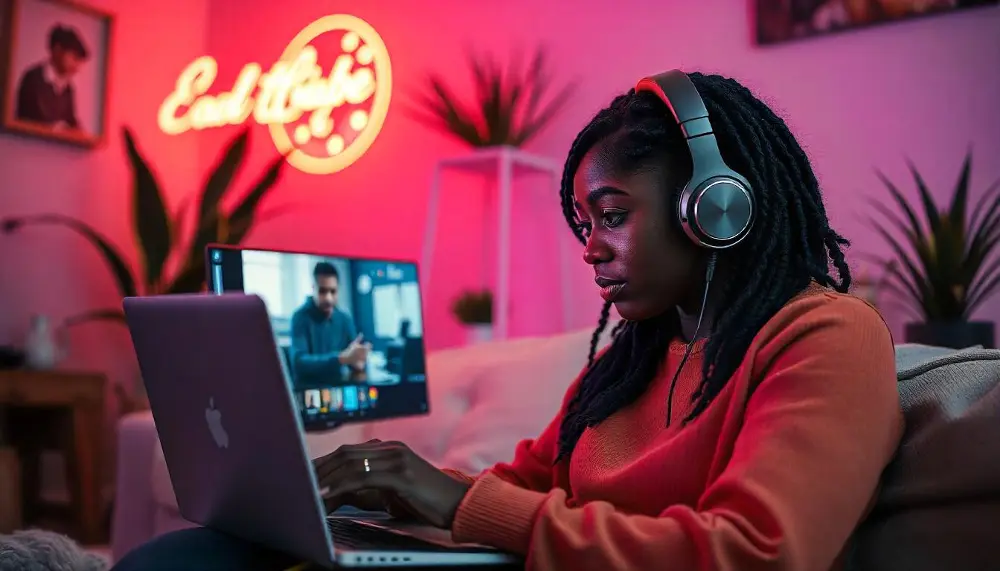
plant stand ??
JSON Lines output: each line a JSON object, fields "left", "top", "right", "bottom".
{"left": 422, "top": 146, "right": 571, "bottom": 341}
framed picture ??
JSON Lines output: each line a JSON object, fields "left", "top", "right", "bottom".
{"left": 0, "top": 0, "right": 112, "bottom": 147}
{"left": 755, "top": 0, "right": 999, "bottom": 45}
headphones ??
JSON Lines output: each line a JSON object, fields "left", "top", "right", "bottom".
{"left": 635, "top": 70, "right": 755, "bottom": 250}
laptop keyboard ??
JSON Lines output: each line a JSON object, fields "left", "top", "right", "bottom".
{"left": 326, "top": 518, "right": 449, "bottom": 552}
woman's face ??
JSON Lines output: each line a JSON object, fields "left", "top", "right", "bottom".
{"left": 572, "top": 139, "right": 702, "bottom": 320}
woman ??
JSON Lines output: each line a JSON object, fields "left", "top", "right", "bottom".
{"left": 115, "top": 71, "right": 903, "bottom": 571}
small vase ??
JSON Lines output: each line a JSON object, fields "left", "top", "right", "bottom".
{"left": 24, "top": 315, "right": 65, "bottom": 370}
{"left": 465, "top": 324, "right": 493, "bottom": 345}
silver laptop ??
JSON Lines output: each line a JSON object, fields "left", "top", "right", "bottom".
{"left": 123, "top": 293, "right": 517, "bottom": 568}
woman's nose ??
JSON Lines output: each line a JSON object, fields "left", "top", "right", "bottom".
{"left": 583, "top": 238, "right": 610, "bottom": 266}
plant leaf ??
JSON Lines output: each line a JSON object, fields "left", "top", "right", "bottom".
{"left": 62, "top": 308, "right": 127, "bottom": 328}
{"left": 172, "top": 194, "right": 194, "bottom": 248}
{"left": 967, "top": 254, "right": 1000, "bottom": 314}
{"left": 406, "top": 46, "right": 572, "bottom": 148}
{"left": 122, "top": 127, "right": 172, "bottom": 291}
{"left": 968, "top": 177, "right": 1000, "bottom": 236}
{"left": 226, "top": 152, "right": 288, "bottom": 243}
{"left": 882, "top": 260, "right": 925, "bottom": 313}
{"left": 422, "top": 75, "right": 484, "bottom": 145}
{"left": 967, "top": 270, "right": 1000, "bottom": 316}
{"left": 869, "top": 219, "right": 932, "bottom": 317}
{"left": 875, "top": 170, "right": 926, "bottom": 244}
{"left": 228, "top": 204, "right": 297, "bottom": 244}
{"left": 948, "top": 150, "right": 971, "bottom": 238}
{"left": 174, "top": 129, "right": 253, "bottom": 292}
{"left": 199, "top": 127, "right": 250, "bottom": 222}
{"left": 163, "top": 262, "right": 207, "bottom": 294}
{"left": 906, "top": 158, "right": 943, "bottom": 238}
{"left": 965, "top": 177, "right": 1000, "bottom": 264}
{"left": 513, "top": 78, "right": 577, "bottom": 147}
{"left": 2, "top": 214, "right": 139, "bottom": 298}
{"left": 185, "top": 129, "right": 251, "bottom": 265}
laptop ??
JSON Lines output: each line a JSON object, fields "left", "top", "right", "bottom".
{"left": 123, "top": 264, "right": 517, "bottom": 569}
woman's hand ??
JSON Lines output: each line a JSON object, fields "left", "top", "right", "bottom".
{"left": 313, "top": 439, "right": 471, "bottom": 529}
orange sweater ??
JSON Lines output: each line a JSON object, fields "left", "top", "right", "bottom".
{"left": 448, "top": 288, "right": 904, "bottom": 571}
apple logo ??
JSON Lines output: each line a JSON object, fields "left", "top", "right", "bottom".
{"left": 205, "top": 397, "right": 229, "bottom": 449}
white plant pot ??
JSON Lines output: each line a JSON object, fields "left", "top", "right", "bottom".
{"left": 465, "top": 324, "right": 493, "bottom": 345}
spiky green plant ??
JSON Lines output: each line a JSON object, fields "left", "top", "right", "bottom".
{"left": 451, "top": 289, "right": 492, "bottom": 324}
{"left": 406, "top": 46, "right": 575, "bottom": 148}
{"left": 868, "top": 151, "right": 1000, "bottom": 322}
{"left": 1, "top": 125, "right": 289, "bottom": 329}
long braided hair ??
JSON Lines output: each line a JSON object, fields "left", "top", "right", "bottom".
{"left": 555, "top": 72, "right": 852, "bottom": 462}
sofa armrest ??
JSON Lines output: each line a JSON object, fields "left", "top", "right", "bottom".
{"left": 111, "top": 411, "right": 159, "bottom": 562}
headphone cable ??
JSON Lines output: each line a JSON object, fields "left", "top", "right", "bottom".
{"left": 666, "top": 253, "right": 716, "bottom": 427}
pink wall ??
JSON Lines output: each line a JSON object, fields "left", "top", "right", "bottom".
{"left": 195, "top": 0, "right": 1000, "bottom": 349}
{"left": 0, "top": 0, "right": 209, "bottom": 384}
{"left": 2, "top": 0, "right": 998, "bottom": 380}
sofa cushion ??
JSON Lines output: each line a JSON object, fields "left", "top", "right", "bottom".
{"left": 849, "top": 344, "right": 1000, "bottom": 571}
{"left": 437, "top": 326, "right": 616, "bottom": 473}
{"left": 366, "top": 323, "right": 617, "bottom": 473}
{"left": 149, "top": 440, "right": 176, "bottom": 511}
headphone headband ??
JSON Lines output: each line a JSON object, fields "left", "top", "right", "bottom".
{"left": 635, "top": 71, "right": 713, "bottom": 139}
{"left": 634, "top": 70, "right": 755, "bottom": 250}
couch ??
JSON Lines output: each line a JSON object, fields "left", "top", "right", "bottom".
{"left": 111, "top": 326, "right": 1000, "bottom": 570}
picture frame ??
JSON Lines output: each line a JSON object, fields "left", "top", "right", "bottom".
{"left": 0, "top": 0, "right": 112, "bottom": 148}
{"left": 755, "top": 0, "right": 999, "bottom": 46}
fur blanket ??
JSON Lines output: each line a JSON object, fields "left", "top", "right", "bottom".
{"left": 0, "top": 529, "right": 108, "bottom": 571}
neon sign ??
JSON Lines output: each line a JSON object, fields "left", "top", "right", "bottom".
{"left": 157, "top": 14, "right": 392, "bottom": 175}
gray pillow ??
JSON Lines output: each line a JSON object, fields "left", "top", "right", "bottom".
{"left": 849, "top": 344, "right": 1000, "bottom": 571}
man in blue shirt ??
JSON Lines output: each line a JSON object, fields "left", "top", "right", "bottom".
{"left": 288, "top": 262, "right": 370, "bottom": 389}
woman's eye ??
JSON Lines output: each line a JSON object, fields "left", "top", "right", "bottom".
{"left": 602, "top": 211, "right": 626, "bottom": 228}
{"left": 576, "top": 221, "right": 593, "bottom": 236}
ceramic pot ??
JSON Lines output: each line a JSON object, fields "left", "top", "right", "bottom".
{"left": 465, "top": 324, "right": 493, "bottom": 345}
{"left": 905, "top": 321, "right": 995, "bottom": 349}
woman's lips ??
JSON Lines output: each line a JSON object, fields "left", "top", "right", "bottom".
{"left": 595, "top": 277, "right": 626, "bottom": 302}
{"left": 600, "top": 283, "right": 625, "bottom": 301}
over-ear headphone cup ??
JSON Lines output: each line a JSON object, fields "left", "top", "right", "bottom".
{"left": 675, "top": 187, "right": 688, "bottom": 225}
{"left": 681, "top": 178, "right": 754, "bottom": 249}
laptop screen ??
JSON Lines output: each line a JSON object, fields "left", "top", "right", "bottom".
{"left": 205, "top": 245, "right": 430, "bottom": 431}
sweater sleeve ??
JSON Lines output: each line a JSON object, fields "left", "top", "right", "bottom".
{"left": 451, "top": 296, "right": 903, "bottom": 571}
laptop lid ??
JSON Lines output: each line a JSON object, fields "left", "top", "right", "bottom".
{"left": 123, "top": 293, "right": 336, "bottom": 567}
{"left": 204, "top": 245, "right": 430, "bottom": 433}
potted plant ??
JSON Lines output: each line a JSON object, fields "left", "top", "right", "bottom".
{"left": 868, "top": 151, "right": 1000, "bottom": 348}
{"left": 451, "top": 289, "right": 493, "bottom": 344}
{"left": 2, "top": 125, "right": 289, "bottom": 407}
{"left": 406, "top": 46, "right": 575, "bottom": 148}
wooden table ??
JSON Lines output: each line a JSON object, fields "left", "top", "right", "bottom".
{"left": 0, "top": 369, "right": 107, "bottom": 544}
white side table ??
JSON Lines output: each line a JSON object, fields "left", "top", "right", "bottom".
{"left": 421, "top": 146, "right": 573, "bottom": 340}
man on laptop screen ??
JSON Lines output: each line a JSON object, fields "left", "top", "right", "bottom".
{"left": 205, "top": 245, "right": 430, "bottom": 432}
{"left": 289, "top": 261, "right": 372, "bottom": 389}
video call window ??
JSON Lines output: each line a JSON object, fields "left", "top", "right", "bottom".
{"left": 207, "top": 247, "right": 430, "bottom": 430}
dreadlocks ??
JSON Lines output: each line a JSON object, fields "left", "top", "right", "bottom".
{"left": 555, "top": 72, "right": 851, "bottom": 463}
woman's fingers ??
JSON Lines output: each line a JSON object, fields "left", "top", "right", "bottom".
{"left": 325, "top": 454, "right": 408, "bottom": 497}
{"left": 315, "top": 443, "right": 406, "bottom": 484}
